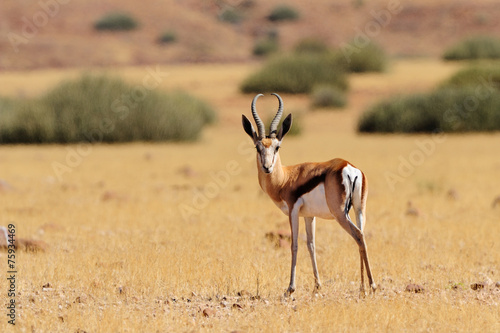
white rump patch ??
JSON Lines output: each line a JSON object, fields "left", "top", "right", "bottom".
{"left": 341, "top": 164, "right": 363, "bottom": 213}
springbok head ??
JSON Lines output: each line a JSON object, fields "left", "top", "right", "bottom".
{"left": 242, "top": 93, "right": 292, "bottom": 174}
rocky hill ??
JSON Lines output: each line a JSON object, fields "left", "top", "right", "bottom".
{"left": 1, "top": 0, "right": 499, "bottom": 70}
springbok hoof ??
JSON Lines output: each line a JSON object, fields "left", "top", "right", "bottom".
{"left": 284, "top": 287, "right": 295, "bottom": 298}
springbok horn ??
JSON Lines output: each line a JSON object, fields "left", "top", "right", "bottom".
{"left": 269, "top": 93, "right": 283, "bottom": 138}
{"left": 251, "top": 94, "right": 266, "bottom": 139}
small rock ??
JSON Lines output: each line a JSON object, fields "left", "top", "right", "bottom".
{"left": 470, "top": 282, "right": 486, "bottom": 291}
{"left": 266, "top": 229, "right": 292, "bottom": 248}
{"left": 75, "top": 295, "right": 88, "bottom": 304}
{"left": 42, "top": 283, "right": 52, "bottom": 289}
{"left": 220, "top": 301, "right": 229, "bottom": 308}
{"left": 178, "top": 165, "right": 197, "bottom": 178}
{"left": 495, "top": 281, "right": 500, "bottom": 288}
{"left": 232, "top": 303, "right": 243, "bottom": 310}
{"left": 279, "top": 238, "right": 290, "bottom": 249}
{"left": 447, "top": 188, "right": 459, "bottom": 200}
{"left": 20, "top": 239, "right": 48, "bottom": 252}
{"left": 0, "top": 179, "right": 13, "bottom": 191}
{"left": 238, "top": 290, "right": 252, "bottom": 298}
{"left": 202, "top": 308, "right": 216, "bottom": 317}
{"left": 405, "top": 284, "right": 424, "bottom": 293}
{"left": 101, "top": 191, "right": 127, "bottom": 202}
{"left": 492, "top": 196, "right": 500, "bottom": 208}
{"left": 405, "top": 201, "right": 420, "bottom": 217}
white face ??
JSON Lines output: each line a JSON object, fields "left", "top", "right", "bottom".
{"left": 256, "top": 138, "right": 281, "bottom": 174}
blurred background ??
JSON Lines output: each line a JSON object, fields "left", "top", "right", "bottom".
{"left": 1, "top": 0, "right": 500, "bottom": 69}
{"left": 1, "top": 0, "right": 500, "bottom": 143}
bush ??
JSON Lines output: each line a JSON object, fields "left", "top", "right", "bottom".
{"left": 311, "top": 85, "right": 347, "bottom": 109}
{"left": 358, "top": 87, "right": 500, "bottom": 133}
{"left": 443, "top": 36, "right": 500, "bottom": 60}
{"left": 218, "top": 7, "right": 244, "bottom": 24}
{"left": 268, "top": 5, "right": 300, "bottom": 22}
{"left": 94, "top": 12, "right": 138, "bottom": 31}
{"left": 293, "top": 38, "right": 330, "bottom": 55}
{"left": 0, "top": 75, "right": 216, "bottom": 144}
{"left": 440, "top": 64, "right": 500, "bottom": 90}
{"left": 253, "top": 38, "right": 279, "bottom": 56}
{"left": 158, "top": 30, "right": 177, "bottom": 44}
{"left": 240, "top": 53, "right": 348, "bottom": 94}
{"left": 337, "top": 41, "right": 387, "bottom": 72}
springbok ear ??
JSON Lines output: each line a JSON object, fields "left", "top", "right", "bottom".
{"left": 242, "top": 115, "right": 258, "bottom": 141}
{"left": 277, "top": 114, "right": 292, "bottom": 141}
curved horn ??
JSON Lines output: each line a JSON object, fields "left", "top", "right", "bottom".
{"left": 251, "top": 94, "right": 266, "bottom": 139}
{"left": 269, "top": 93, "right": 283, "bottom": 138}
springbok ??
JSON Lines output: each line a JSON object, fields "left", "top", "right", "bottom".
{"left": 242, "top": 93, "right": 376, "bottom": 296}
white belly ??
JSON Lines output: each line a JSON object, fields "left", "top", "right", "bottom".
{"left": 273, "top": 183, "right": 334, "bottom": 219}
{"left": 298, "top": 183, "right": 333, "bottom": 219}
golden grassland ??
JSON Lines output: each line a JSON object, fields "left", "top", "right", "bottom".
{"left": 1, "top": 60, "right": 499, "bottom": 332}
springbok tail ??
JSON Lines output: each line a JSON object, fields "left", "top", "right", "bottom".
{"left": 344, "top": 175, "right": 358, "bottom": 219}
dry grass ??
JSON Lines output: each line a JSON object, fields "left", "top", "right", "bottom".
{"left": 0, "top": 60, "right": 499, "bottom": 332}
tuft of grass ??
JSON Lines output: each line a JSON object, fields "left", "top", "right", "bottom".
{"left": 0, "top": 75, "right": 216, "bottom": 144}
{"left": 158, "top": 30, "right": 177, "bottom": 44}
{"left": 267, "top": 4, "right": 300, "bottom": 22}
{"left": 310, "top": 85, "right": 347, "bottom": 109}
{"left": 358, "top": 87, "right": 500, "bottom": 133}
{"left": 240, "top": 53, "right": 347, "bottom": 94}
{"left": 337, "top": 41, "right": 387, "bottom": 72}
{"left": 443, "top": 36, "right": 500, "bottom": 61}
{"left": 94, "top": 12, "right": 139, "bottom": 31}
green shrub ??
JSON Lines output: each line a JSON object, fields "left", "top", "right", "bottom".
{"left": 94, "top": 12, "right": 138, "bottom": 31}
{"left": 0, "top": 75, "right": 216, "bottom": 144}
{"left": 440, "top": 64, "right": 500, "bottom": 90}
{"left": 268, "top": 5, "right": 300, "bottom": 22}
{"left": 358, "top": 87, "right": 500, "bottom": 133}
{"left": 252, "top": 29, "right": 280, "bottom": 56}
{"left": 311, "top": 85, "right": 347, "bottom": 109}
{"left": 253, "top": 38, "right": 279, "bottom": 56}
{"left": 218, "top": 7, "right": 244, "bottom": 24}
{"left": 293, "top": 38, "right": 330, "bottom": 55}
{"left": 240, "top": 53, "right": 347, "bottom": 94}
{"left": 337, "top": 41, "right": 387, "bottom": 72}
{"left": 158, "top": 30, "right": 177, "bottom": 44}
{"left": 443, "top": 36, "right": 500, "bottom": 60}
